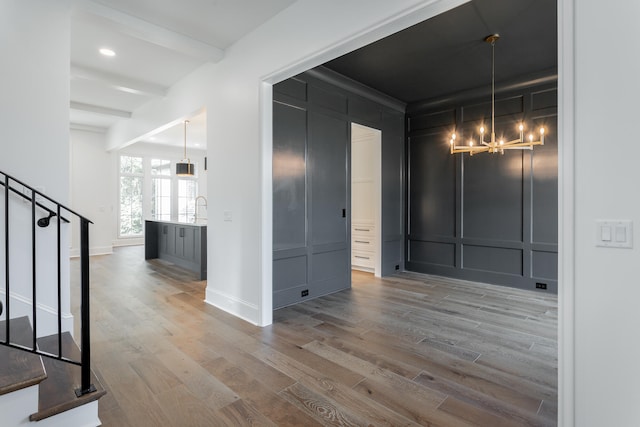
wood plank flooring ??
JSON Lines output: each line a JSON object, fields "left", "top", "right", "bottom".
{"left": 74, "top": 246, "right": 557, "bottom": 426}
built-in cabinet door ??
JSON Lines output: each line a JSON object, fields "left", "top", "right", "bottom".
{"left": 183, "top": 227, "right": 196, "bottom": 261}
{"left": 159, "top": 224, "right": 169, "bottom": 254}
{"left": 175, "top": 227, "right": 184, "bottom": 258}
{"left": 308, "top": 111, "right": 349, "bottom": 297}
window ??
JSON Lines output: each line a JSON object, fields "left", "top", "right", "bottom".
{"left": 178, "top": 179, "right": 198, "bottom": 223}
{"left": 151, "top": 159, "right": 171, "bottom": 221}
{"left": 119, "top": 156, "right": 144, "bottom": 237}
{"left": 118, "top": 154, "right": 202, "bottom": 236}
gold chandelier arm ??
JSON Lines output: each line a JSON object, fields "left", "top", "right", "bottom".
{"left": 450, "top": 144, "right": 491, "bottom": 155}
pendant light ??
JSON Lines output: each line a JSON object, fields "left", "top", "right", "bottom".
{"left": 176, "top": 120, "right": 194, "bottom": 176}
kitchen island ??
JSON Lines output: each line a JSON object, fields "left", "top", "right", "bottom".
{"left": 145, "top": 220, "right": 207, "bottom": 280}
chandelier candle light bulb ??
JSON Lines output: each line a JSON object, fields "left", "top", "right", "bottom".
{"left": 449, "top": 34, "right": 547, "bottom": 156}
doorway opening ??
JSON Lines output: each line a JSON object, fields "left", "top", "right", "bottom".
{"left": 350, "top": 123, "right": 382, "bottom": 277}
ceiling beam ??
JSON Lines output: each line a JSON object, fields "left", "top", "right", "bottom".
{"left": 75, "top": 0, "right": 224, "bottom": 62}
{"left": 71, "top": 64, "right": 168, "bottom": 97}
{"left": 70, "top": 123, "right": 108, "bottom": 133}
{"left": 70, "top": 101, "right": 132, "bottom": 118}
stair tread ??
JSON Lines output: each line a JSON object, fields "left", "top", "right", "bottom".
{"left": 0, "top": 316, "right": 47, "bottom": 396}
{"left": 29, "top": 332, "right": 106, "bottom": 422}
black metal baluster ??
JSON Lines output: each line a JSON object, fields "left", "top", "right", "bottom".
{"left": 31, "top": 189, "right": 37, "bottom": 350}
{"left": 57, "top": 205, "right": 62, "bottom": 359}
{"left": 4, "top": 175, "right": 9, "bottom": 343}
{"left": 75, "top": 218, "right": 96, "bottom": 397}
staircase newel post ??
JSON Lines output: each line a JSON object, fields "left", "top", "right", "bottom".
{"left": 75, "top": 217, "right": 96, "bottom": 397}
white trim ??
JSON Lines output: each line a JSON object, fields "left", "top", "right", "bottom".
{"left": 0, "top": 291, "right": 74, "bottom": 337}
{"left": 259, "top": 81, "right": 274, "bottom": 327}
{"left": 204, "top": 288, "right": 260, "bottom": 325}
{"left": 70, "top": 245, "right": 113, "bottom": 257}
{"left": 558, "top": 0, "right": 575, "bottom": 425}
{"left": 112, "top": 238, "right": 144, "bottom": 247}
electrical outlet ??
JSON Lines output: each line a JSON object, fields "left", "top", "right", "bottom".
{"left": 535, "top": 282, "right": 547, "bottom": 290}
{"left": 301, "top": 289, "right": 309, "bottom": 297}
{"left": 395, "top": 264, "right": 400, "bottom": 271}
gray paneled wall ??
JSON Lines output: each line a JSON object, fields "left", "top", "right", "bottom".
{"left": 273, "top": 68, "right": 405, "bottom": 309}
{"left": 406, "top": 83, "right": 558, "bottom": 293}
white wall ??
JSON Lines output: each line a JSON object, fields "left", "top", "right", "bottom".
{"left": 0, "top": 0, "right": 71, "bottom": 201}
{"left": 70, "top": 129, "right": 116, "bottom": 256}
{"left": 572, "top": 1, "right": 640, "bottom": 426}
{"left": 0, "top": 0, "right": 73, "bottom": 336}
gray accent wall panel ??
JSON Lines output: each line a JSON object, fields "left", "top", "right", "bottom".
{"left": 532, "top": 250, "right": 558, "bottom": 281}
{"left": 309, "top": 85, "right": 347, "bottom": 114}
{"left": 311, "top": 250, "right": 349, "bottom": 282}
{"left": 276, "top": 78, "right": 307, "bottom": 101}
{"left": 273, "top": 103, "right": 307, "bottom": 251}
{"left": 531, "top": 121, "right": 558, "bottom": 245}
{"left": 273, "top": 68, "right": 406, "bottom": 309}
{"left": 409, "top": 133, "right": 456, "bottom": 238}
{"left": 406, "top": 82, "right": 557, "bottom": 293}
{"left": 409, "top": 240, "right": 455, "bottom": 267}
{"left": 349, "top": 96, "right": 382, "bottom": 124}
{"left": 463, "top": 151, "right": 523, "bottom": 242}
{"left": 381, "top": 110, "right": 405, "bottom": 275}
{"left": 463, "top": 245, "right": 523, "bottom": 276}
{"left": 309, "top": 112, "right": 348, "bottom": 246}
{"left": 273, "top": 256, "right": 307, "bottom": 291}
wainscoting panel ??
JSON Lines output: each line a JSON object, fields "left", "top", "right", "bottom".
{"left": 406, "top": 81, "right": 558, "bottom": 293}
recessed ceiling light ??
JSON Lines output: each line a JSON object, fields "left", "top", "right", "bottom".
{"left": 99, "top": 48, "right": 116, "bottom": 57}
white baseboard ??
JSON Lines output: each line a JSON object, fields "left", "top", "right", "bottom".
{"left": 0, "top": 291, "right": 74, "bottom": 337}
{"left": 70, "top": 246, "right": 113, "bottom": 258}
{"left": 112, "top": 238, "right": 143, "bottom": 247}
{"left": 204, "top": 287, "right": 260, "bottom": 326}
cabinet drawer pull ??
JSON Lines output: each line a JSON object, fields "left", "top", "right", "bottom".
{"left": 355, "top": 255, "right": 370, "bottom": 260}
{"left": 354, "top": 228, "right": 370, "bottom": 232}
{"left": 355, "top": 240, "right": 370, "bottom": 244}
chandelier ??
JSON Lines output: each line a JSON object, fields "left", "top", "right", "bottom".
{"left": 449, "top": 34, "right": 545, "bottom": 156}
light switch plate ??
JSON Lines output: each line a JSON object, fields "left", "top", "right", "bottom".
{"left": 223, "top": 211, "right": 232, "bottom": 222}
{"left": 596, "top": 220, "right": 633, "bottom": 248}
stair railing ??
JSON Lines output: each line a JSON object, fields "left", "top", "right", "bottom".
{"left": 0, "top": 170, "right": 96, "bottom": 397}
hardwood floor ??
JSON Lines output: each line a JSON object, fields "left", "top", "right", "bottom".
{"left": 75, "top": 246, "right": 557, "bottom": 426}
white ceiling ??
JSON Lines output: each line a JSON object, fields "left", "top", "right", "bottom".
{"left": 70, "top": 0, "right": 297, "bottom": 148}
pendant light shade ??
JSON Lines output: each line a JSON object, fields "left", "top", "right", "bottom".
{"left": 176, "top": 161, "right": 194, "bottom": 176}
{"left": 176, "top": 119, "right": 195, "bottom": 176}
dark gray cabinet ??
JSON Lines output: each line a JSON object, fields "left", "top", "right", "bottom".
{"left": 145, "top": 220, "right": 207, "bottom": 280}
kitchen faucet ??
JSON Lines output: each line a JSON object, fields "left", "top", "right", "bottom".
{"left": 194, "top": 196, "right": 207, "bottom": 222}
